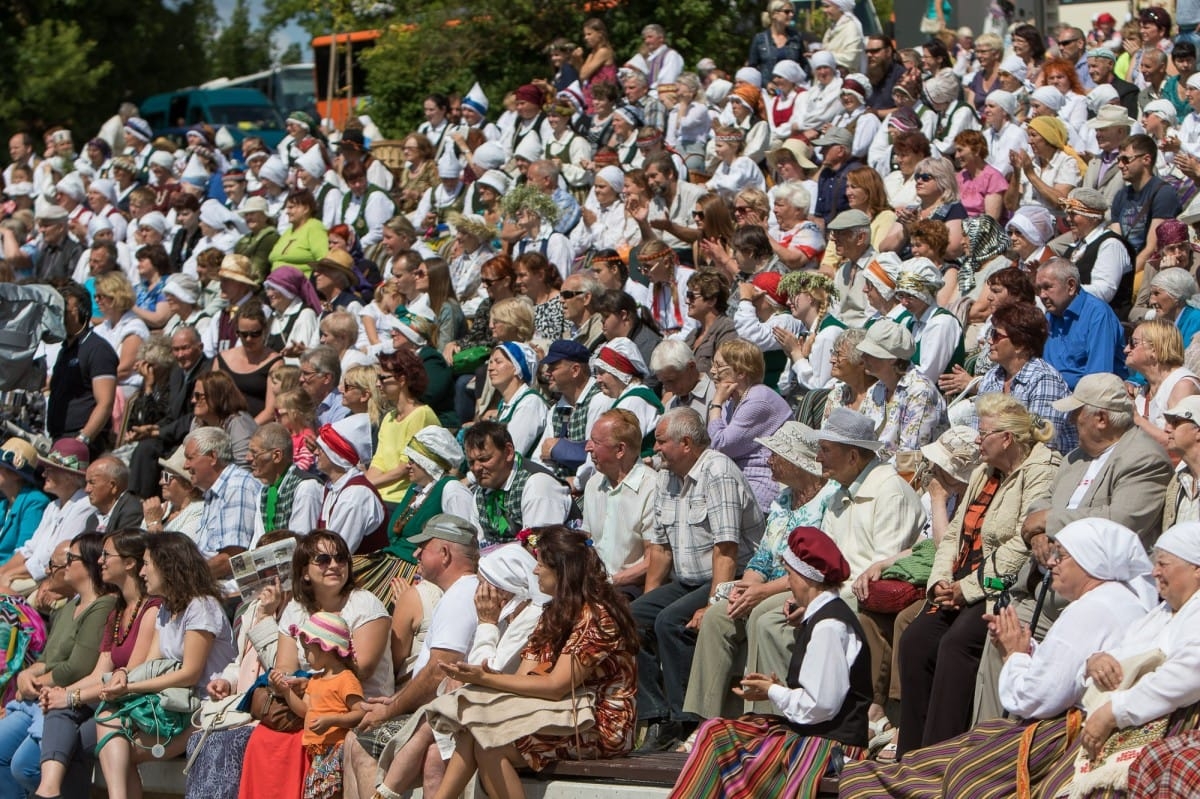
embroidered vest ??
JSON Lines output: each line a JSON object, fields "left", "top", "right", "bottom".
{"left": 319, "top": 473, "right": 389, "bottom": 554}
{"left": 384, "top": 475, "right": 453, "bottom": 562}
{"left": 260, "top": 466, "right": 318, "bottom": 533}
{"left": 1066, "top": 230, "right": 1136, "bottom": 321}
{"left": 496, "top": 388, "right": 545, "bottom": 458}
{"left": 340, "top": 184, "right": 388, "bottom": 240}
{"left": 475, "top": 455, "right": 577, "bottom": 543}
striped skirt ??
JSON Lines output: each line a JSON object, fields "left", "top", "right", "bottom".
{"left": 669, "top": 714, "right": 864, "bottom": 799}
{"left": 838, "top": 714, "right": 1081, "bottom": 799}
{"left": 351, "top": 552, "right": 419, "bottom": 611}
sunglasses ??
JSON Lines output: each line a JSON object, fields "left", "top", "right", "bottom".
{"left": 1117, "top": 154, "right": 1147, "bottom": 165}
{"left": 865, "top": 47, "right": 885, "bottom": 54}
{"left": 692, "top": 211, "right": 705, "bottom": 220}
{"left": 192, "top": 391, "right": 207, "bottom": 401}
{"left": 481, "top": 277, "right": 504, "bottom": 286}
{"left": 559, "top": 290, "right": 585, "bottom": 299}
{"left": 312, "top": 552, "right": 349, "bottom": 568}
{"left": 988, "top": 329, "right": 1010, "bottom": 343}
{"left": 237, "top": 329, "right": 264, "bottom": 339}
{"left": 913, "top": 172, "right": 935, "bottom": 182}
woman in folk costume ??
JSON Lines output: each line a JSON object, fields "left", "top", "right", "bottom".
{"left": 294, "top": 145, "right": 342, "bottom": 228}
{"left": 920, "top": 70, "right": 980, "bottom": 160}
{"left": 409, "top": 148, "right": 467, "bottom": 234}
{"left": 543, "top": 89, "right": 595, "bottom": 195}
{"left": 840, "top": 518, "right": 1178, "bottom": 799}
{"left": 590, "top": 338, "right": 661, "bottom": 456}
{"left": 669, "top": 526, "right": 871, "bottom": 799}
{"left": 765, "top": 59, "right": 806, "bottom": 149}
{"left": 721, "top": 84, "right": 770, "bottom": 166}
{"left": 454, "top": 82, "right": 502, "bottom": 146}
{"left": 893, "top": 257, "right": 966, "bottom": 380}
{"left": 608, "top": 103, "right": 644, "bottom": 168}
{"left": 488, "top": 341, "right": 549, "bottom": 459}
{"left": 707, "top": 126, "right": 767, "bottom": 197}
{"left": 828, "top": 73, "right": 880, "bottom": 161}
{"left": 580, "top": 166, "right": 641, "bottom": 255}
{"left": 791, "top": 51, "right": 843, "bottom": 138}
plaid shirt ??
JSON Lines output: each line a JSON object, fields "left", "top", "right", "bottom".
{"left": 650, "top": 448, "right": 765, "bottom": 584}
{"left": 977, "top": 357, "right": 1078, "bottom": 453}
{"left": 197, "top": 464, "right": 258, "bottom": 559}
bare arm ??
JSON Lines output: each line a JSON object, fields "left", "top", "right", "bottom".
{"left": 643, "top": 543, "right": 672, "bottom": 592}
{"left": 710, "top": 541, "right": 737, "bottom": 599}
{"left": 81, "top": 377, "right": 116, "bottom": 441}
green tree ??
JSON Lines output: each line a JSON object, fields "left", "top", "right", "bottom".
{"left": 280, "top": 43, "right": 305, "bottom": 66}
{"left": 210, "top": 0, "right": 275, "bottom": 78}
{"left": 0, "top": 20, "right": 111, "bottom": 129}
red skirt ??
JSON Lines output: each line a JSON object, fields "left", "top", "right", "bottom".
{"left": 238, "top": 724, "right": 309, "bottom": 799}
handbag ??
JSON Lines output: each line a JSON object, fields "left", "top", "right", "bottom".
{"left": 182, "top": 694, "right": 254, "bottom": 775}
{"left": 237, "top": 670, "right": 311, "bottom": 733}
{"left": 860, "top": 579, "right": 926, "bottom": 614}
{"left": 452, "top": 345, "right": 491, "bottom": 376}
{"left": 920, "top": 16, "right": 945, "bottom": 34}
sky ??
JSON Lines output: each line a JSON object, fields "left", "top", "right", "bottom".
{"left": 211, "top": 0, "right": 311, "bottom": 72}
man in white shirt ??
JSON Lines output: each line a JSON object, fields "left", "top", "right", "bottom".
{"left": 641, "top": 24, "right": 684, "bottom": 92}
{"left": 583, "top": 409, "right": 658, "bottom": 597}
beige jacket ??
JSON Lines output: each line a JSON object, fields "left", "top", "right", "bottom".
{"left": 929, "top": 442, "right": 1061, "bottom": 605}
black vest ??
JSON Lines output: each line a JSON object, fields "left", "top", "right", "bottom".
{"left": 1066, "top": 230, "right": 1136, "bottom": 321}
{"left": 785, "top": 596, "right": 872, "bottom": 748}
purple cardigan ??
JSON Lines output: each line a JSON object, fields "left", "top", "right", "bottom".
{"left": 708, "top": 383, "right": 793, "bottom": 512}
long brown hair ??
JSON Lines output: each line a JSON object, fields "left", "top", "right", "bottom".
{"left": 145, "top": 532, "right": 222, "bottom": 614}
{"left": 524, "top": 526, "right": 639, "bottom": 654}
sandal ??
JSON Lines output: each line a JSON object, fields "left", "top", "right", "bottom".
{"left": 674, "top": 729, "right": 699, "bottom": 754}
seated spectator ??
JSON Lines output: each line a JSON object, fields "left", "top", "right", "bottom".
{"left": 684, "top": 422, "right": 838, "bottom": 723}
{"left": 974, "top": 301, "right": 1076, "bottom": 452}
{"left": 85, "top": 456, "right": 143, "bottom": 534}
{"left": 94, "top": 533, "right": 237, "bottom": 798}
{"left": 233, "top": 196, "right": 280, "bottom": 281}
{"left": 312, "top": 251, "right": 365, "bottom": 318}
{"left": 590, "top": 249, "right": 652, "bottom": 309}
{"left": 366, "top": 347, "right": 440, "bottom": 506}
{"left": 315, "top": 416, "right": 386, "bottom": 554}
{"left": 1146, "top": 268, "right": 1200, "bottom": 353}
{"left": 390, "top": 309, "right": 457, "bottom": 426}
{"left": 773, "top": 271, "right": 842, "bottom": 392}
{"left": 94, "top": 271, "right": 151, "bottom": 398}
{"left": 341, "top": 515, "right": 479, "bottom": 799}
{"left": 161, "top": 273, "right": 212, "bottom": 338}
{"left": 821, "top": 328, "right": 877, "bottom": 423}
{"left": 263, "top": 265, "right": 322, "bottom": 358}
{"left": 1005, "top": 116, "right": 1083, "bottom": 222}
{"left": 116, "top": 335, "right": 174, "bottom": 457}
{"left": 582, "top": 409, "right": 658, "bottom": 596}
{"left": 897, "top": 394, "right": 1060, "bottom": 757}
{"left": 36, "top": 529, "right": 161, "bottom": 799}
{"left": 856, "top": 319, "right": 949, "bottom": 459}
{"left": 300, "top": 345, "right": 350, "bottom": 427}
{"left": 0, "top": 438, "right": 51, "bottom": 564}
{"left": 841, "top": 518, "right": 1158, "bottom": 796}
{"left": 430, "top": 526, "right": 639, "bottom": 799}
{"left": 0, "top": 532, "right": 115, "bottom": 796}
{"left": 190, "top": 371, "right": 257, "bottom": 463}
{"left": 634, "top": 408, "right": 765, "bottom": 752}
{"left": 768, "top": 181, "right": 824, "bottom": 271}
{"left": 640, "top": 240, "right": 697, "bottom": 338}
{"left": 706, "top": 126, "right": 766, "bottom": 196}
{"left": 826, "top": 210, "right": 875, "bottom": 328}
{"left": 671, "top": 527, "right": 871, "bottom": 795}
{"left": 1037, "top": 258, "right": 1127, "bottom": 389}
{"left": 591, "top": 338, "right": 663, "bottom": 455}
{"left": 268, "top": 189, "right": 329, "bottom": 273}
{"left": 503, "top": 184, "right": 572, "bottom": 280}
{"left": 895, "top": 257, "right": 965, "bottom": 379}
{"left": 1061, "top": 187, "right": 1135, "bottom": 319}
{"left": 245, "top": 422, "right": 321, "bottom": 546}
{"left": 595, "top": 285, "right": 665, "bottom": 388}
{"left": 681, "top": 269, "right": 736, "bottom": 374}
{"left": 212, "top": 303, "right": 282, "bottom": 423}
{"left": 533, "top": 340, "right": 608, "bottom": 481}
{"left": 561, "top": 271, "right": 607, "bottom": 353}
{"left": 465, "top": 422, "right": 574, "bottom": 547}
{"left": 1128, "top": 319, "right": 1200, "bottom": 448}
{"left": 732, "top": 272, "right": 807, "bottom": 391}
{"left": 895, "top": 157, "right": 967, "bottom": 260}
{"left": 242, "top": 530, "right": 395, "bottom": 799}
{"left": 488, "top": 343, "right": 548, "bottom": 459}
{"left": 940, "top": 268, "right": 1038, "bottom": 398}
{"left": 0, "top": 439, "right": 96, "bottom": 595}
{"left": 954, "top": 129, "right": 1008, "bottom": 219}
{"left": 419, "top": 257, "right": 468, "bottom": 349}
{"left": 706, "top": 339, "right": 792, "bottom": 511}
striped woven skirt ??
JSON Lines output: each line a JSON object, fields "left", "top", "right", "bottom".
{"left": 837, "top": 714, "right": 1080, "bottom": 799}
{"left": 669, "top": 714, "right": 865, "bottom": 799}
{"left": 352, "top": 551, "right": 419, "bottom": 611}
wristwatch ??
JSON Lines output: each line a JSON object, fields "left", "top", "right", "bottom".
{"left": 75, "top": 433, "right": 92, "bottom": 446}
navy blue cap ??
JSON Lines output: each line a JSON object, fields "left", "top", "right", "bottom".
{"left": 540, "top": 339, "right": 590, "bottom": 366}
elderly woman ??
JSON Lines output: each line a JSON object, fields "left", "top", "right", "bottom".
{"left": 161, "top": 273, "right": 211, "bottom": 337}
{"left": 580, "top": 167, "right": 640, "bottom": 256}
{"left": 707, "top": 339, "right": 793, "bottom": 512}
{"left": 955, "top": 130, "right": 1008, "bottom": 220}
{"left": 670, "top": 73, "right": 715, "bottom": 173}
{"left": 396, "top": 134, "right": 439, "bottom": 215}
{"left": 671, "top": 527, "right": 871, "bottom": 798}
{"left": 268, "top": 189, "right": 328, "bottom": 273}
{"left": 263, "top": 265, "right": 322, "bottom": 358}
{"left": 895, "top": 157, "right": 966, "bottom": 260}
{"left": 893, "top": 257, "right": 965, "bottom": 379}
{"left": 503, "top": 184, "right": 572, "bottom": 281}
{"left": 769, "top": 182, "right": 824, "bottom": 270}
{"left": 840, "top": 518, "right": 1159, "bottom": 797}
{"left": 640, "top": 240, "right": 696, "bottom": 338}
{"left": 860, "top": 252, "right": 911, "bottom": 330}
{"left": 896, "top": 393, "right": 1059, "bottom": 757}
{"left": 1128, "top": 318, "right": 1200, "bottom": 446}
{"left": 185, "top": 200, "right": 247, "bottom": 276}
{"left": 487, "top": 342, "right": 548, "bottom": 458}
{"left": 856, "top": 319, "right": 948, "bottom": 459}
{"left": 591, "top": 338, "right": 662, "bottom": 454}
{"left": 684, "top": 422, "right": 838, "bottom": 724}
{"left": 707, "top": 127, "right": 767, "bottom": 197}
{"left": 774, "top": 271, "right": 842, "bottom": 391}
{"left": 822, "top": 328, "right": 876, "bottom": 422}
{"left": 1148, "top": 267, "right": 1200, "bottom": 350}
{"left": 828, "top": 73, "right": 880, "bottom": 161}
{"left": 683, "top": 269, "right": 736, "bottom": 374}
{"left": 1005, "top": 117, "right": 1084, "bottom": 219}
{"left": 94, "top": 271, "right": 151, "bottom": 398}
{"left": 884, "top": 130, "right": 931, "bottom": 209}
{"left": 234, "top": 197, "right": 280, "bottom": 281}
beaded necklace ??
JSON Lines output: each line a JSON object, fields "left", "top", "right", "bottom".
{"left": 112, "top": 596, "right": 146, "bottom": 648}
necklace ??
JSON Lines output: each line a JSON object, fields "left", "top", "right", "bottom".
{"left": 112, "top": 596, "right": 146, "bottom": 648}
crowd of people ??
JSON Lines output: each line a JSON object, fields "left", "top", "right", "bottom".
{"left": 4, "top": 1, "right": 1200, "bottom": 798}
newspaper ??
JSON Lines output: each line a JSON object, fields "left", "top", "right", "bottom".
{"left": 230, "top": 538, "right": 297, "bottom": 601}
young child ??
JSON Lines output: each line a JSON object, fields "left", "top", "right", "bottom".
{"left": 273, "top": 612, "right": 365, "bottom": 799}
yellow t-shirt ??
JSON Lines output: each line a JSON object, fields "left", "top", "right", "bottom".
{"left": 371, "top": 404, "right": 441, "bottom": 503}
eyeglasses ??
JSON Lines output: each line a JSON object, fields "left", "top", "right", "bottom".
{"left": 100, "top": 550, "right": 120, "bottom": 560}
{"left": 977, "top": 428, "right": 1006, "bottom": 441}
{"left": 777, "top": 8, "right": 794, "bottom": 13}
{"left": 733, "top": 205, "right": 753, "bottom": 214}
{"left": 65, "top": 553, "right": 86, "bottom": 566}
{"left": 237, "top": 329, "right": 264, "bottom": 339}
{"left": 913, "top": 172, "right": 935, "bottom": 182}
{"left": 1117, "top": 154, "right": 1148, "bottom": 165}
{"left": 95, "top": 294, "right": 112, "bottom": 301}
{"left": 312, "top": 552, "right": 349, "bottom": 567}
{"left": 298, "top": 369, "right": 319, "bottom": 382}
{"left": 480, "top": 277, "right": 503, "bottom": 286}
{"left": 988, "top": 329, "right": 1010, "bottom": 343}
{"left": 559, "top": 290, "right": 585, "bottom": 299}
{"left": 1126, "top": 338, "right": 1146, "bottom": 350}
{"left": 1058, "top": 38, "right": 1081, "bottom": 45}
{"left": 685, "top": 291, "right": 703, "bottom": 301}
{"left": 46, "top": 560, "right": 67, "bottom": 575}
{"left": 377, "top": 372, "right": 396, "bottom": 384}
{"left": 1047, "top": 545, "right": 1074, "bottom": 565}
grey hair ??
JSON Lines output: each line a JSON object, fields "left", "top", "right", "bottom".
{"left": 774, "top": 181, "right": 811, "bottom": 212}
{"left": 531, "top": 160, "right": 561, "bottom": 181}
{"left": 625, "top": 70, "right": 649, "bottom": 87}
{"left": 1100, "top": 408, "right": 1134, "bottom": 431}
{"left": 650, "top": 338, "right": 696, "bottom": 373}
{"left": 566, "top": 271, "right": 604, "bottom": 297}
{"left": 1151, "top": 267, "right": 1199, "bottom": 301}
{"left": 914, "top": 156, "right": 959, "bottom": 204}
{"left": 662, "top": 407, "right": 710, "bottom": 447}
{"left": 252, "top": 422, "right": 294, "bottom": 463}
{"left": 187, "top": 426, "right": 234, "bottom": 465}
{"left": 447, "top": 538, "right": 480, "bottom": 569}
{"left": 1039, "top": 257, "right": 1081, "bottom": 285}
{"left": 173, "top": 325, "right": 201, "bottom": 346}
{"left": 642, "top": 23, "right": 666, "bottom": 38}
{"left": 833, "top": 327, "right": 867, "bottom": 367}
{"left": 1142, "top": 48, "right": 1166, "bottom": 68}
{"left": 92, "top": 456, "right": 129, "bottom": 491}
{"left": 136, "top": 334, "right": 175, "bottom": 372}
{"left": 300, "top": 345, "right": 341, "bottom": 381}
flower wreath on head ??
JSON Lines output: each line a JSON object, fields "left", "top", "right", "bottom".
{"left": 516, "top": 528, "right": 539, "bottom": 554}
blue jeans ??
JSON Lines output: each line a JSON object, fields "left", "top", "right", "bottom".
{"left": 0, "top": 701, "right": 43, "bottom": 798}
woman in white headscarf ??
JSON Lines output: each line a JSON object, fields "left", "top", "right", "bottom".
{"left": 581, "top": 166, "right": 641, "bottom": 253}
{"left": 184, "top": 198, "right": 249, "bottom": 276}
{"left": 840, "top": 517, "right": 1159, "bottom": 796}
{"left": 373, "top": 542, "right": 550, "bottom": 799}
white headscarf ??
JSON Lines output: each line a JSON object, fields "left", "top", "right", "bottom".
{"left": 1157, "top": 522, "right": 1200, "bottom": 567}
{"left": 1054, "top": 518, "right": 1158, "bottom": 610}
{"left": 478, "top": 544, "right": 551, "bottom": 620}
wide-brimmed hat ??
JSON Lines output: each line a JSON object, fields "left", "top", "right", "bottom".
{"left": 310, "top": 249, "right": 357, "bottom": 286}
{"left": 755, "top": 422, "right": 822, "bottom": 477}
{"left": 811, "top": 408, "right": 884, "bottom": 452}
{"left": 290, "top": 611, "right": 354, "bottom": 659}
{"left": 1086, "top": 105, "right": 1135, "bottom": 130}
{"left": 447, "top": 211, "right": 494, "bottom": 243}
{"left": 857, "top": 318, "right": 916, "bottom": 360}
{"left": 238, "top": 196, "right": 270, "bottom": 216}
{"left": 217, "top": 253, "right": 260, "bottom": 287}
{"left": 0, "top": 438, "right": 39, "bottom": 483}
{"left": 920, "top": 426, "right": 981, "bottom": 485}
{"left": 767, "top": 139, "right": 818, "bottom": 172}
{"left": 37, "top": 438, "right": 90, "bottom": 475}
{"left": 157, "top": 445, "right": 192, "bottom": 483}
